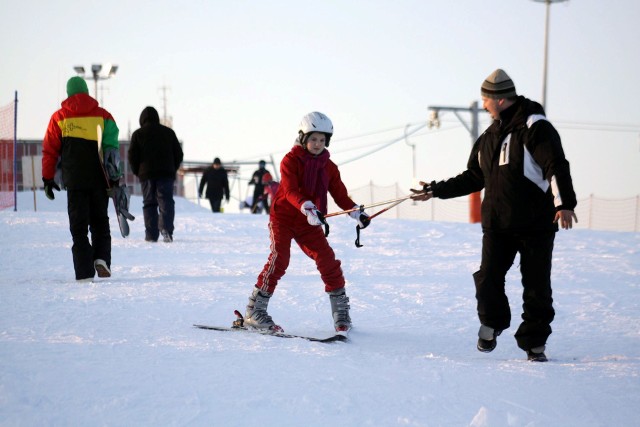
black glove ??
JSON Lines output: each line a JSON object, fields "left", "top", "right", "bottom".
{"left": 43, "top": 178, "right": 60, "bottom": 200}
{"left": 423, "top": 180, "right": 440, "bottom": 196}
{"left": 357, "top": 213, "right": 370, "bottom": 229}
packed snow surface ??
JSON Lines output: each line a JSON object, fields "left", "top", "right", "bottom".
{"left": 1, "top": 192, "right": 639, "bottom": 426}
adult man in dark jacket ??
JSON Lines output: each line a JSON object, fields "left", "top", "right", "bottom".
{"left": 199, "top": 157, "right": 230, "bottom": 212}
{"left": 129, "top": 106, "right": 183, "bottom": 242}
{"left": 42, "top": 76, "right": 120, "bottom": 281}
{"left": 412, "top": 69, "right": 578, "bottom": 362}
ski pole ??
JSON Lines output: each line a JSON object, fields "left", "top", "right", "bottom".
{"left": 368, "top": 198, "right": 406, "bottom": 220}
{"left": 324, "top": 193, "right": 423, "bottom": 219}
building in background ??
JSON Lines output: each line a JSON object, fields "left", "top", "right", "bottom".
{"left": 10, "top": 139, "right": 185, "bottom": 197}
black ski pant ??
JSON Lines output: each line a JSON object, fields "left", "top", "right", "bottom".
{"left": 251, "top": 189, "right": 269, "bottom": 214}
{"left": 208, "top": 197, "right": 222, "bottom": 213}
{"left": 67, "top": 188, "right": 111, "bottom": 280}
{"left": 141, "top": 178, "right": 175, "bottom": 240}
{"left": 472, "top": 230, "right": 556, "bottom": 351}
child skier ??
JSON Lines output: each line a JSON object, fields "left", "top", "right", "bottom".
{"left": 244, "top": 112, "right": 370, "bottom": 334}
{"left": 258, "top": 171, "right": 279, "bottom": 208}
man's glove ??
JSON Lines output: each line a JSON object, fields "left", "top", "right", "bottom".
{"left": 410, "top": 180, "right": 438, "bottom": 201}
{"left": 423, "top": 180, "right": 440, "bottom": 194}
{"left": 300, "top": 201, "right": 323, "bottom": 226}
{"left": 349, "top": 204, "right": 370, "bottom": 229}
{"left": 42, "top": 178, "right": 60, "bottom": 200}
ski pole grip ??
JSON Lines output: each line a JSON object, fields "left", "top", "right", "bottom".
{"left": 317, "top": 212, "right": 330, "bottom": 237}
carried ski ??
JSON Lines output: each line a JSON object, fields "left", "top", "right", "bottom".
{"left": 97, "top": 125, "right": 135, "bottom": 237}
{"left": 194, "top": 310, "right": 348, "bottom": 343}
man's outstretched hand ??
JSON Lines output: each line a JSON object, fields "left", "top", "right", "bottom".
{"left": 410, "top": 181, "right": 434, "bottom": 202}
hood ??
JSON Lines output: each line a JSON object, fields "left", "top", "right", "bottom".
{"left": 519, "top": 96, "right": 545, "bottom": 117}
{"left": 61, "top": 93, "right": 99, "bottom": 115}
{"left": 139, "top": 106, "right": 160, "bottom": 127}
{"left": 495, "top": 96, "right": 545, "bottom": 133}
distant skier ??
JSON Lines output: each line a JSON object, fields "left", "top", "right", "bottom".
{"left": 248, "top": 160, "right": 270, "bottom": 214}
{"left": 254, "top": 171, "right": 279, "bottom": 211}
{"left": 242, "top": 112, "right": 370, "bottom": 334}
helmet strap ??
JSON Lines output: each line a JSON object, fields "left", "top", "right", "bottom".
{"left": 299, "top": 131, "right": 309, "bottom": 149}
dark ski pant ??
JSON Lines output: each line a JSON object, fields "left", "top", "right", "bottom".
{"left": 251, "top": 189, "right": 269, "bottom": 214}
{"left": 256, "top": 217, "right": 345, "bottom": 294}
{"left": 473, "top": 230, "right": 556, "bottom": 351}
{"left": 67, "top": 188, "right": 111, "bottom": 280}
{"left": 141, "top": 178, "right": 175, "bottom": 241}
{"left": 208, "top": 197, "right": 222, "bottom": 213}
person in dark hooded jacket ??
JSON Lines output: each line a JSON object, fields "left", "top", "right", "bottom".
{"left": 129, "top": 106, "right": 183, "bottom": 242}
{"left": 411, "top": 69, "right": 578, "bottom": 362}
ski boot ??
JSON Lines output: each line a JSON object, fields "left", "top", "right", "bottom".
{"left": 329, "top": 288, "right": 351, "bottom": 334}
{"left": 244, "top": 287, "right": 283, "bottom": 333}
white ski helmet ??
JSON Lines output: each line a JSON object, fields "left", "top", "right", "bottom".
{"left": 298, "top": 111, "right": 333, "bottom": 147}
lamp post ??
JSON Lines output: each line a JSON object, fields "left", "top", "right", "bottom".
{"left": 532, "top": 0, "right": 567, "bottom": 111}
{"left": 73, "top": 63, "right": 118, "bottom": 101}
{"left": 427, "top": 102, "right": 484, "bottom": 223}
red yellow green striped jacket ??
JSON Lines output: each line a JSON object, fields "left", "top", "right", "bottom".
{"left": 42, "top": 93, "right": 119, "bottom": 189}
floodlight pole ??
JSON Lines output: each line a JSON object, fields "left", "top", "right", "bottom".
{"left": 427, "top": 101, "right": 483, "bottom": 223}
{"left": 73, "top": 64, "right": 118, "bottom": 101}
{"left": 532, "top": 0, "right": 567, "bottom": 111}
{"left": 91, "top": 64, "right": 102, "bottom": 99}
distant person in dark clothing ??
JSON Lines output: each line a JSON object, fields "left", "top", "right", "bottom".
{"left": 199, "top": 157, "right": 230, "bottom": 213}
{"left": 249, "top": 160, "right": 270, "bottom": 214}
{"left": 129, "top": 106, "right": 183, "bottom": 243}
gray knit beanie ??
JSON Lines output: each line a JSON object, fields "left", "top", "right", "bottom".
{"left": 481, "top": 69, "right": 517, "bottom": 99}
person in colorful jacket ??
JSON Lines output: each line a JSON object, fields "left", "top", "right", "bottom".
{"left": 242, "top": 112, "right": 370, "bottom": 334}
{"left": 411, "top": 69, "right": 578, "bottom": 362}
{"left": 42, "top": 76, "right": 120, "bottom": 281}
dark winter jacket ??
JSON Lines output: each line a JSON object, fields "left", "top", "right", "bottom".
{"left": 249, "top": 167, "right": 269, "bottom": 197}
{"left": 199, "top": 167, "right": 230, "bottom": 200}
{"left": 432, "top": 96, "right": 577, "bottom": 232}
{"left": 42, "top": 93, "right": 119, "bottom": 189}
{"left": 128, "top": 107, "right": 183, "bottom": 181}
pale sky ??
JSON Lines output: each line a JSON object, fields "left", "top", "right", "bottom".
{"left": 1, "top": 0, "right": 639, "bottom": 200}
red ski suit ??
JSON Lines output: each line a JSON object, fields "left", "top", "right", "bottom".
{"left": 256, "top": 145, "right": 356, "bottom": 294}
